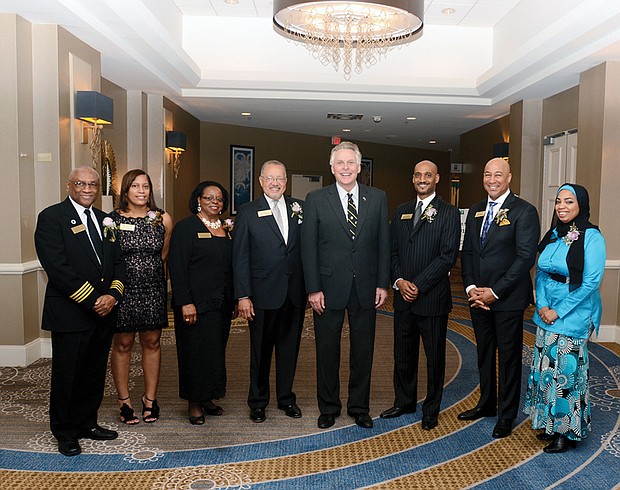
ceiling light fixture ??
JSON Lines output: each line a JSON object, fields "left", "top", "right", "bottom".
{"left": 224, "top": 0, "right": 239, "bottom": 5}
{"left": 406, "top": 116, "right": 417, "bottom": 120}
{"left": 441, "top": 8, "right": 455, "bottom": 15}
{"left": 343, "top": 128, "right": 351, "bottom": 132}
{"left": 273, "top": 0, "right": 424, "bottom": 80}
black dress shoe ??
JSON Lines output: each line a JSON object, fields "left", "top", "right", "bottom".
{"left": 279, "top": 403, "right": 302, "bottom": 418}
{"left": 348, "top": 412, "right": 373, "bottom": 428}
{"left": 421, "top": 416, "right": 438, "bottom": 431}
{"left": 543, "top": 434, "right": 577, "bottom": 453}
{"left": 80, "top": 425, "right": 118, "bottom": 440}
{"left": 536, "top": 432, "right": 557, "bottom": 441}
{"left": 379, "top": 406, "right": 416, "bottom": 419}
{"left": 250, "top": 408, "right": 266, "bottom": 423}
{"left": 492, "top": 419, "right": 514, "bottom": 438}
{"left": 318, "top": 414, "right": 336, "bottom": 429}
{"left": 457, "top": 406, "right": 496, "bottom": 421}
{"left": 201, "top": 401, "right": 223, "bottom": 416}
{"left": 58, "top": 439, "right": 81, "bottom": 457}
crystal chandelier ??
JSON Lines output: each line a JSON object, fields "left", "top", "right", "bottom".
{"left": 273, "top": 0, "right": 424, "bottom": 80}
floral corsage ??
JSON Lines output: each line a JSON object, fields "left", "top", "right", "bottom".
{"left": 102, "top": 217, "right": 118, "bottom": 242}
{"left": 145, "top": 210, "right": 163, "bottom": 227}
{"left": 223, "top": 218, "right": 234, "bottom": 232}
{"left": 562, "top": 223, "right": 580, "bottom": 246}
{"left": 291, "top": 202, "right": 303, "bottom": 224}
{"left": 495, "top": 208, "right": 510, "bottom": 226}
{"left": 421, "top": 204, "right": 437, "bottom": 223}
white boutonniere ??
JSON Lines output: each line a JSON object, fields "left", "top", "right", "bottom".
{"left": 495, "top": 208, "right": 510, "bottom": 226}
{"left": 291, "top": 202, "right": 303, "bottom": 224}
{"left": 223, "top": 218, "right": 234, "bottom": 232}
{"left": 102, "top": 217, "right": 118, "bottom": 242}
{"left": 421, "top": 204, "right": 437, "bottom": 223}
{"left": 562, "top": 223, "right": 580, "bottom": 246}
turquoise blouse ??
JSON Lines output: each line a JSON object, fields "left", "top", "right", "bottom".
{"left": 533, "top": 227, "right": 606, "bottom": 339}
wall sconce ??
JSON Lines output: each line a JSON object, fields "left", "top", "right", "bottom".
{"left": 493, "top": 142, "right": 509, "bottom": 161}
{"left": 166, "top": 131, "right": 186, "bottom": 178}
{"left": 76, "top": 91, "right": 114, "bottom": 167}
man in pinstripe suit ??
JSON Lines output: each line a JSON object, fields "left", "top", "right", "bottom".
{"left": 380, "top": 160, "right": 460, "bottom": 430}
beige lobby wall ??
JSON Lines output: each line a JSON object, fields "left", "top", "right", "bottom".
{"left": 458, "top": 115, "right": 510, "bottom": 208}
{"left": 541, "top": 86, "right": 579, "bottom": 137}
{"left": 101, "top": 78, "right": 129, "bottom": 187}
{"left": 200, "top": 122, "right": 450, "bottom": 219}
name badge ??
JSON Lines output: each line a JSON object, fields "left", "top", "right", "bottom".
{"left": 258, "top": 209, "right": 272, "bottom": 217}
{"left": 197, "top": 232, "right": 212, "bottom": 239}
{"left": 120, "top": 223, "right": 136, "bottom": 231}
{"left": 475, "top": 211, "right": 486, "bottom": 218}
{"left": 71, "top": 223, "right": 86, "bottom": 234}
{"left": 400, "top": 213, "right": 413, "bottom": 220}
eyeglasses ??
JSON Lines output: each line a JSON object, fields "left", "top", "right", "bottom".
{"left": 201, "top": 195, "right": 224, "bottom": 203}
{"left": 261, "top": 176, "right": 286, "bottom": 183}
{"left": 70, "top": 181, "right": 99, "bottom": 189}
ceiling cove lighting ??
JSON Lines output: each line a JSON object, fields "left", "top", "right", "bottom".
{"left": 273, "top": 0, "right": 424, "bottom": 80}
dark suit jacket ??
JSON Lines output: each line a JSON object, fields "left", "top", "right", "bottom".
{"left": 233, "top": 195, "right": 306, "bottom": 309}
{"left": 301, "top": 184, "right": 390, "bottom": 310}
{"left": 461, "top": 192, "right": 539, "bottom": 310}
{"left": 34, "top": 197, "right": 125, "bottom": 332}
{"left": 391, "top": 196, "right": 460, "bottom": 315}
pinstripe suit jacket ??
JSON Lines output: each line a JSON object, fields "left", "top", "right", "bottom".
{"left": 391, "top": 196, "right": 460, "bottom": 315}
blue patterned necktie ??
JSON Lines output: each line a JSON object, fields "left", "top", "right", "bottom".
{"left": 480, "top": 201, "right": 497, "bottom": 246}
{"left": 347, "top": 193, "right": 357, "bottom": 239}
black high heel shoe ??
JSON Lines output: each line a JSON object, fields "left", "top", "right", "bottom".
{"left": 202, "top": 400, "right": 223, "bottom": 416}
{"left": 543, "top": 434, "right": 577, "bottom": 453}
{"left": 142, "top": 394, "right": 160, "bottom": 423}
{"left": 118, "top": 396, "right": 140, "bottom": 425}
{"left": 188, "top": 406, "right": 205, "bottom": 425}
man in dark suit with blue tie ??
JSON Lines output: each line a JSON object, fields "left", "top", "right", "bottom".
{"left": 458, "top": 158, "right": 539, "bottom": 438}
{"left": 301, "top": 141, "right": 390, "bottom": 429}
{"left": 233, "top": 160, "right": 307, "bottom": 423}
{"left": 34, "top": 166, "right": 125, "bottom": 456}
{"left": 380, "top": 161, "right": 460, "bottom": 431}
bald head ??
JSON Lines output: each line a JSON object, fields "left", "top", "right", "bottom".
{"left": 413, "top": 160, "right": 440, "bottom": 199}
{"left": 483, "top": 158, "right": 511, "bottom": 200}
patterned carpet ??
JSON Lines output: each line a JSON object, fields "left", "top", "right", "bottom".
{"left": 1, "top": 290, "right": 619, "bottom": 489}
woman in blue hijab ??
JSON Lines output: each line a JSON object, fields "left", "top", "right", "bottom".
{"left": 524, "top": 183, "right": 606, "bottom": 453}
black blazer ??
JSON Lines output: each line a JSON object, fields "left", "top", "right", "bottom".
{"left": 34, "top": 197, "right": 125, "bottom": 333}
{"left": 301, "top": 184, "right": 390, "bottom": 310}
{"left": 232, "top": 195, "right": 306, "bottom": 309}
{"left": 461, "top": 192, "right": 540, "bottom": 310}
{"left": 168, "top": 215, "right": 234, "bottom": 312}
{"left": 391, "top": 196, "right": 460, "bottom": 315}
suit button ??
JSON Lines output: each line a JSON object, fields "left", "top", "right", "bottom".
{"left": 352, "top": 249, "right": 356, "bottom": 253}
{"left": 101, "top": 278, "right": 105, "bottom": 282}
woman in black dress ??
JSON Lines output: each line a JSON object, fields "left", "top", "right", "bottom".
{"left": 109, "top": 169, "right": 173, "bottom": 424}
{"left": 168, "top": 181, "right": 235, "bottom": 424}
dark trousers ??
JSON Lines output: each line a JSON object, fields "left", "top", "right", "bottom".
{"left": 470, "top": 307, "right": 524, "bottom": 420}
{"left": 393, "top": 310, "right": 448, "bottom": 417}
{"left": 314, "top": 283, "right": 377, "bottom": 415}
{"left": 248, "top": 296, "right": 304, "bottom": 409}
{"left": 50, "top": 323, "right": 114, "bottom": 442}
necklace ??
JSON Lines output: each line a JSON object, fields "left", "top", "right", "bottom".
{"left": 200, "top": 216, "right": 221, "bottom": 229}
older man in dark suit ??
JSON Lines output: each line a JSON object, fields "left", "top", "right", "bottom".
{"left": 459, "top": 158, "right": 539, "bottom": 438}
{"left": 380, "top": 160, "right": 460, "bottom": 431}
{"left": 301, "top": 141, "right": 390, "bottom": 429}
{"left": 233, "top": 160, "right": 307, "bottom": 423}
{"left": 34, "top": 166, "right": 125, "bottom": 457}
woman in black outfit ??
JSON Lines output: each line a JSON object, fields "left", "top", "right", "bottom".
{"left": 168, "top": 181, "right": 235, "bottom": 424}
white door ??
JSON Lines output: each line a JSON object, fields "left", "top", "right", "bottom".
{"left": 541, "top": 131, "right": 577, "bottom": 235}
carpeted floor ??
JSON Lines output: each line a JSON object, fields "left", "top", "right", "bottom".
{"left": 1, "top": 287, "right": 619, "bottom": 489}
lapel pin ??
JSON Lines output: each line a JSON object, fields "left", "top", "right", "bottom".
{"left": 362, "top": 196, "right": 367, "bottom": 201}
{"left": 71, "top": 219, "right": 76, "bottom": 224}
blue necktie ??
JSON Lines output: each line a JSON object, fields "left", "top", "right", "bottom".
{"left": 480, "top": 201, "right": 497, "bottom": 246}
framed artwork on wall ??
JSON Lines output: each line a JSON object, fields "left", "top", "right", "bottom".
{"left": 230, "top": 145, "right": 254, "bottom": 214}
{"left": 359, "top": 157, "right": 373, "bottom": 186}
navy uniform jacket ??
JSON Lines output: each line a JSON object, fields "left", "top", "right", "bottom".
{"left": 35, "top": 197, "right": 125, "bottom": 332}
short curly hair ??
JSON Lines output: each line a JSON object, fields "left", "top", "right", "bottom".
{"left": 189, "top": 181, "right": 229, "bottom": 214}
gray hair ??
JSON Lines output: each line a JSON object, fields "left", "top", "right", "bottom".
{"left": 67, "top": 166, "right": 100, "bottom": 182}
{"left": 260, "top": 160, "right": 287, "bottom": 175}
{"left": 329, "top": 141, "right": 362, "bottom": 166}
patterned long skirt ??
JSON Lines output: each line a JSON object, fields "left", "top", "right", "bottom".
{"left": 523, "top": 326, "right": 591, "bottom": 441}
